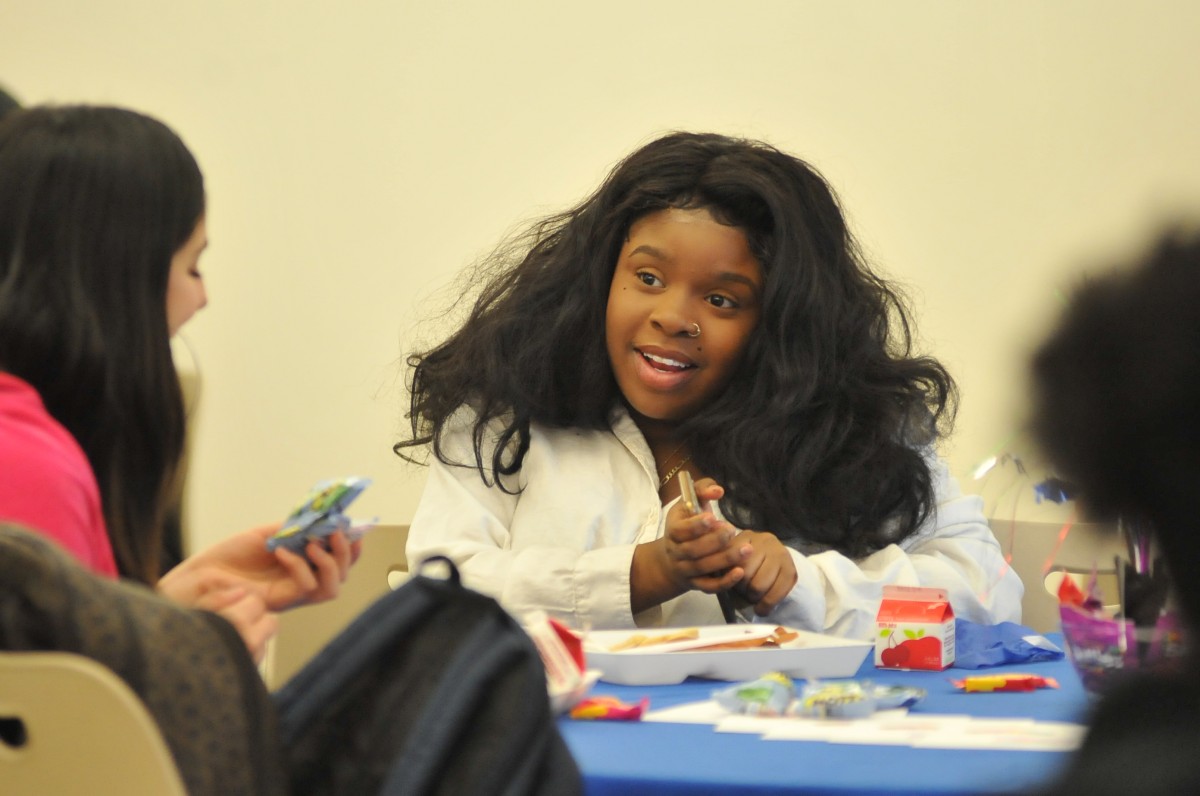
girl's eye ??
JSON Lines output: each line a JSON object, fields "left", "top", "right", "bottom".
{"left": 636, "top": 271, "right": 663, "bottom": 288}
{"left": 707, "top": 294, "right": 739, "bottom": 309}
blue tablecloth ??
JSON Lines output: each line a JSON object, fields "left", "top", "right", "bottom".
{"left": 559, "top": 635, "right": 1092, "bottom": 795}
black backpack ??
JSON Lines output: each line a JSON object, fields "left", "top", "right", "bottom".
{"left": 274, "top": 556, "right": 583, "bottom": 796}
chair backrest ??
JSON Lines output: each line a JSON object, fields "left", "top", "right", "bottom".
{"left": 1043, "top": 568, "right": 1121, "bottom": 612}
{"left": 1000, "top": 518, "right": 1126, "bottom": 633}
{"left": 269, "top": 523, "right": 410, "bottom": 687}
{"left": 0, "top": 651, "right": 187, "bottom": 796}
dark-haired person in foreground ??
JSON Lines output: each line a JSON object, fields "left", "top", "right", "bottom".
{"left": 1031, "top": 230, "right": 1200, "bottom": 794}
{"left": 0, "top": 85, "right": 20, "bottom": 119}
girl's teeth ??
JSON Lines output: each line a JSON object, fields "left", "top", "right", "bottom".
{"left": 643, "top": 352, "right": 688, "bottom": 369}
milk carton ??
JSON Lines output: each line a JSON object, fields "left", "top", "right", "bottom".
{"left": 875, "top": 585, "right": 955, "bottom": 670}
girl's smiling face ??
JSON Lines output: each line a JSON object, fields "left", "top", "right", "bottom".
{"left": 605, "top": 207, "right": 763, "bottom": 434}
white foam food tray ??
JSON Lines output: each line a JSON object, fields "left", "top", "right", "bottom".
{"left": 584, "top": 625, "right": 871, "bottom": 685}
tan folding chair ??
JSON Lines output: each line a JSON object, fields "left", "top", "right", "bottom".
{"left": 1002, "top": 519, "right": 1126, "bottom": 633}
{"left": 1043, "top": 568, "right": 1122, "bottom": 612}
{"left": 0, "top": 651, "right": 186, "bottom": 796}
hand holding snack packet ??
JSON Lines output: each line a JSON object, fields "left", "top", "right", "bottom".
{"left": 160, "top": 478, "right": 371, "bottom": 618}
{"left": 267, "top": 476, "right": 377, "bottom": 554}
{"left": 158, "top": 519, "right": 361, "bottom": 628}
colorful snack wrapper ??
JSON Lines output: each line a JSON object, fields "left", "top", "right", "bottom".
{"left": 797, "top": 681, "right": 875, "bottom": 718}
{"left": 266, "top": 476, "right": 376, "bottom": 554}
{"left": 714, "top": 672, "right": 795, "bottom": 717}
{"left": 714, "top": 674, "right": 925, "bottom": 720}
{"left": 952, "top": 673, "right": 1059, "bottom": 692}
{"left": 521, "top": 611, "right": 598, "bottom": 714}
{"left": 1056, "top": 572, "right": 1088, "bottom": 608}
{"left": 569, "top": 696, "right": 648, "bottom": 721}
{"left": 796, "top": 681, "right": 926, "bottom": 719}
{"left": 868, "top": 683, "right": 928, "bottom": 711}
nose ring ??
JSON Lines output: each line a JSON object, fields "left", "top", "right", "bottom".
{"left": 687, "top": 323, "right": 701, "bottom": 338}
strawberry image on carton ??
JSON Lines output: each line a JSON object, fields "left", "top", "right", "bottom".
{"left": 875, "top": 585, "right": 955, "bottom": 671}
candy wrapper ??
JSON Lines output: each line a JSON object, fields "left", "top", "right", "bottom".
{"left": 714, "top": 672, "right": 794, "bottom": 716}
{"left": 521, "top": 611, "right": 600, "bottom": 714}
{"left": 953, "top": 674, "right": 1058, "bottom": 693}
{"left": 1056, "top": 572, "right": 1088, "bottom": 608}
{"left": 569, "top": 696, "right": 648, "bottom": 721}
{"left": 796, "top": 680, "right": 926, "bottom": 719}
{"left": 714, "top": 673, "right": 925, "bottom": 720}
{"left": 266, "top": 477, "right": 376, "bottom": 554}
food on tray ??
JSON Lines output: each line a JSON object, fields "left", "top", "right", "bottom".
{"left": 607, "top": 626, "right": 800, "bottom": 652}
{"left": 608, "top": 628, "right": 700, "bottom": 651}
{"left": 689, "top": 626, "right": 799, "bottom": 651}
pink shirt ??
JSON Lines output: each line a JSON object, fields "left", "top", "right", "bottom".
{"left": 0, "top": 372, "right": 118, "bottom": 577}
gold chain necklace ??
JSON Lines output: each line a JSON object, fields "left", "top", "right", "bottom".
{"left": 658, "top": 451, "right": 692, "bottom": 488}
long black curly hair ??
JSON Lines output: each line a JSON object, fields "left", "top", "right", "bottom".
{"left": 396, "top": 131, "right": 956, "bottom": 557}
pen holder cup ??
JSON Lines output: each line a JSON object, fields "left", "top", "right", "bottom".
{"left": 1060, "top": 604, "right": 1188, "bottom": 694}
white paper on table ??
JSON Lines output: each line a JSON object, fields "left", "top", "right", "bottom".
{"left": 717, "top": 715, "right": 786, "bottom": 734}
{"left": 758, "top": 709, "right": 928, "bottom": 744}
{"left": 646, "top": 699, "right": 1085, "bottom": 752}
{"left": 643, "top": 700, "right": 732, "bottom": 725}
{"left": 911, "top": 720, "right": 1085, "bottom": 752}
{"left": 760, "top": 719, "right": 865, "bottom": 742}
{"left": 767, "top": 714, "right": 1082, "bottom": 751}
{"left": 837, "top": 716, "right": 999, "bottom": 746}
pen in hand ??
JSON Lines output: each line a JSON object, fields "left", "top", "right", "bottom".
{"left": 678, "top": 470, "right": 739, "bottom": 624}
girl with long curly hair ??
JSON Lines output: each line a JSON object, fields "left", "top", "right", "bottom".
{"left": 396, "top": 131, "right": 1021, "bottom": 635}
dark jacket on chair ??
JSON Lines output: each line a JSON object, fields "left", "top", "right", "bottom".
{"left": 0, "top": 524, "right": 287, "bottom": 796}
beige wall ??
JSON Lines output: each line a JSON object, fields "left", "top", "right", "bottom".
{"left": 3, "top": 1, "right": 1198, "bottom": 549}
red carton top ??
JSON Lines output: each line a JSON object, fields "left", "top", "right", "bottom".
{"left": 876, "top": 585, "right": 954, "bottom": 623}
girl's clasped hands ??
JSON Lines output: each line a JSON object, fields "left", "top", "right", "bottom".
{"left": 639, "top": 477, "right": 798, "bottom": 617}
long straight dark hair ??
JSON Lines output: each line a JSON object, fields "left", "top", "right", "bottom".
{"left": 0, "top": 105, "right": 204, "bottom": 584}
{"left": 397, "top": 132, "right": 956, "bottom": 557}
